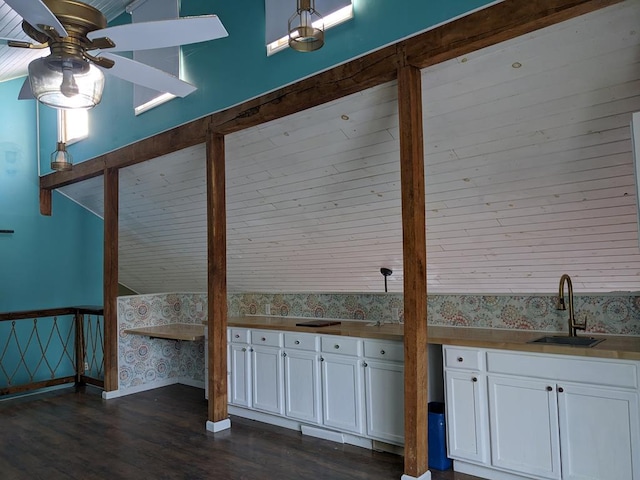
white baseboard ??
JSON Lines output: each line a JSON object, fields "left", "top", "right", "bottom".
{"left": 206, "top": 418, "right": 231, "bottom": 433}
{"left": 301, "top": 424, "right": 345, "bottom": 443}
{"left": 104, "top": 377, "right": 206, "bottom": 400}
{"left": 179, "top": 378, "right": 205, "bottom": 389}
{"left": 104, "top": 378, "right": 183, "bottom": 399}
{"left": 401, "top": 471, "right": 431, "bottom": 480}
{"left": 454, "top": 460, "right": 532, "bottom": 480}
{"left": 228, "top": 405, "right": 303, "bottom": 431}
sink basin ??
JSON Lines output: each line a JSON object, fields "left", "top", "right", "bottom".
{"left": 528, "top": 335, "right": 604, "bottom": 347}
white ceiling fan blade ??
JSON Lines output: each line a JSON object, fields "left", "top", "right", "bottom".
{"left": 4, "top": 0, "right": 68, "bottom": 37}
{"left": 18, "top": 78, "right": 34, "bottom": 100}
{"left": 99, "top": 53, "right": 196, "bottom": 98}
{"left": 87, "top": 15, "right": 228, "bottom": 53}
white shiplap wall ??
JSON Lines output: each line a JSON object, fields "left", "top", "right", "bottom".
{"left": 59, "top": 1, "right": 640, "bottom": 294}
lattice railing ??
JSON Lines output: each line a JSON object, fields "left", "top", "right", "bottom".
{"left": 0, "top": 307, "right": 103, "bottom": 396}
{"left": 81, "top": 312, "right": 104, "bottom": 385}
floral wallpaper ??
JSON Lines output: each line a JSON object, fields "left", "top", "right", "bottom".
{"left": 118, "top": 291, "right": 638, "bottom": 392}
{"left": 117, "top": 293, "right": 207, "bottom": 391}
{"left": 229, "top": 292, "right": 640, "bottom": 336}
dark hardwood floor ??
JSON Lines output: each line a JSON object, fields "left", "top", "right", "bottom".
{"left": 0, "top": 384, "right": 484, "bottom": 480}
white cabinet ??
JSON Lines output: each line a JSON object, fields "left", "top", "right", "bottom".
{"left": 251, "top": 344, "right": 284, "bottom": 414}
{"left": 229, "top": 343, "right": 251, "bottom": 407}
{"left": 320, "top": 335, "right": 364, "bottom": 435}
{"left": 283, "top": 333, "right": 321, "bottom": 424}
{"left": 444, "top": 347, "right": 489, "bottom": 464}
{"left": 488, "top": 376, "right": 561, "bottom": 479}
{"left": 229, "top": 328, "right": 251, "bottom": 407}
{"left": 363, "top": 339, "right": 405, "bottom": 444}
{"left": 558, "top": 383, "right": 640, "bottom": 480}
{"left": 445, "top": 346, "right": 640, "bottom": 480}
{"left": 444, "top": 370, "right": 488, "bottom": 463}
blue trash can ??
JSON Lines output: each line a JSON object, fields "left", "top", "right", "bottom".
{"left": 428, "top": 401, "right": 452, "bottom": 470}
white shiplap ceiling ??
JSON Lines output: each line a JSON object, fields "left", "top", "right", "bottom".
{"left": 59, "top": 1, "right": 640, "bottom": 295}
{"left": 0, "top": 0, "right": 128, "bottom": 82}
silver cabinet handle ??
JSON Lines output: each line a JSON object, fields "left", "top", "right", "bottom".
{"left": 472, "top": 377, "right": 477, "bottom": 382}
{"left": 282, "top": 352, "right": 287, "bottom": 358}
{"left": 320, "top": 357, "right": 324, "bottom": 362}
{"left": 457, "top": 357, "right": 464, "bottom": 362}
{"left": 546, "top": 386, "right": 553, "bottom": 392}
{"left": 380, "top": 350, "right": 385, "bottom": 355}
{"left": 334, "top": 344, "right": 340, "bottom": 349}
{"left": 241, "top": 347, "right": 246, "bottom": 352}
{"left": 295, "top": 340, "right": 300, "bottom": 345}
{"left": 362, "top": 361, "right": 368, "bottom": 367}
{"left": 261, "top": 337, "right": 266, "bottom": 341}
{"left": 235, "top": 334, "right": 240, "bottom": 339}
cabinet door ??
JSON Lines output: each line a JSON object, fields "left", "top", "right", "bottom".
{"left": 230, "top": 344, "right": 251, "bottom": 407}
{"left": 558, "top": 384, "right": 640, "bottom": 480}
{"left": 251, "top": 345, "right": 284, "bottom": 415}
{"left": 444, "top": 370, "right": 488, "bottom": 464}
{"left": 488, "top": 376, "right": 561, "bottom": 480}
{"left": 284, "top": 350, "right": 321, "bottom": 424}
{"left": 321, "top": 353, "right": 364, "bottom": 434}
{"left": 364, "top": 359, "right": 404, "bottom": 444}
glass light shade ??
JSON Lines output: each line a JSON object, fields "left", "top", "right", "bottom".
{"left": 50, "top": 142, "right": 73, "bottom": 171}
{"left": 288, "top": 0, "right": 324, "bottom": 52}
{"left": 28, "top": 56, "right": 104, "bottom": 109}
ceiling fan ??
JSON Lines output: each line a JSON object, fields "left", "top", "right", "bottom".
{"left": 2, "top": 0, "right": 228, "bottom": 109}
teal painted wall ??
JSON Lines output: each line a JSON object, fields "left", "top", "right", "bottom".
{"left": 38, "top": 0, "right": 495, "bottom": 171}
{"left": 0, "top": 78, "right": 104, "bottom": 313}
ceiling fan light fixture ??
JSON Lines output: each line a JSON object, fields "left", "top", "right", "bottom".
{"left": 28, "top": 55, "right": 104, "bottom": 109}
{"left": 288, "top": 0, "right": 324, "bottom": 52}
{"left": 50, "top": 141, "right": 73, "bottom": 171}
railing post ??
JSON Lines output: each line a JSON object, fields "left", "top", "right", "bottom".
{"left": 74, "top": 311, "right": 86, "bottom": 385}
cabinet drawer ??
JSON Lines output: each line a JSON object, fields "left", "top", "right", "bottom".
{"left": 321, "top": 335, "right": 361, "bottom": 356}
{"left": 251, "top": 330, "right": 282, "bottom": 347}
{"left": 444, "top": 347, "right": 484, "bottom": 371}
{"left": 230, "top": 328, "right": 249, "bottom": 343}
{"left": 364, "top": 340, "right": 404, "bottom": 362}
{"left": 486, "top": 350, "right": 638, "bottom": 389}
{"left": 284, "top": 332, "right": 319, "bottom": 351}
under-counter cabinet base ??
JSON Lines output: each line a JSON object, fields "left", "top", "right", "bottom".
{"left": 225, "top": 328, "right": 408, "bottom": 451}
{"left": 444, "top": 346, "right": 640, "bottom": 480}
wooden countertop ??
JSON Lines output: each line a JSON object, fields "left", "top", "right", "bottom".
{"left": 219, "top": 315, "right": 640, "bottom": 361}
{"left": 124, "top": 323, "right": 205, "bottom": 341}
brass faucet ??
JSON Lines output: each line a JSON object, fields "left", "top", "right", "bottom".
{"left": 557, "top": 274, "right": 587, "bottom": 337}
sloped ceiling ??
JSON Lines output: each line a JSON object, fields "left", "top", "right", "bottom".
{"left": 59, "top": 2, "right": 640, "bottom": 295}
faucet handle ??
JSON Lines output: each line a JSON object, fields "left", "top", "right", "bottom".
{"left": 572, "top": 317, "right": 587, "bottom": 331}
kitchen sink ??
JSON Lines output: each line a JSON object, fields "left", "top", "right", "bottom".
{"left": 528, "top": 335, "right": 604, "bottom": 347}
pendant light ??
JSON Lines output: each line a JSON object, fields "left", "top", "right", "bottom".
{"left": 50, "top": 141, "right": 73, "bottom": 171}
{"left": 288, "top": 0, "right": 324, "bottom": 52}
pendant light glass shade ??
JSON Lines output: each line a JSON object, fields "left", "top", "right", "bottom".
{"left": 28, "top": 55, "right": 105, "bottom": 110}
{"left": 288, "top": 0, "right": 324, "bottom": 52}
{"left": 50, "top": 142, "right": 73, "bottom": 171}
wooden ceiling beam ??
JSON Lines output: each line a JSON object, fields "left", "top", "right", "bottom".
{"left": 39, "top": 0, "right": 620, "bottom": 193}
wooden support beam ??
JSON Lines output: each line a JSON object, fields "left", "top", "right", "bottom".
{"left": 103, "top": 168, "right": 119, "bottom": 392}
{"left": 39, "top": 188, "right": 51, "bottom": 216}
{"left": 206, "top": 130, "right": 229, "bottom": 424}
{"left": 37, "top": 0, "right": 616, "bottom": 193}
{"left": 404, "top": 0, "right": 622, "bottom": 69}
{"left": 398, "top": 61, "right": 428, "bottom": 478}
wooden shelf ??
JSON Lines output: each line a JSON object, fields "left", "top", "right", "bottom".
{"left": 124, "top": 323, "right": 204, "bottom": 341}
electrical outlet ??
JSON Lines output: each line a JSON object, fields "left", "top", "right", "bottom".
{"left": 195, "top": 302, "right": 203, "bottom": 312}
{"left": 84, "top": 362, "right": 89, "bottom": 371}
{"left": 265, "top": 304, "right": 271, "bottom": 315}
{"left": 391, "top": 308, "right": 399, "bottom": 321}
